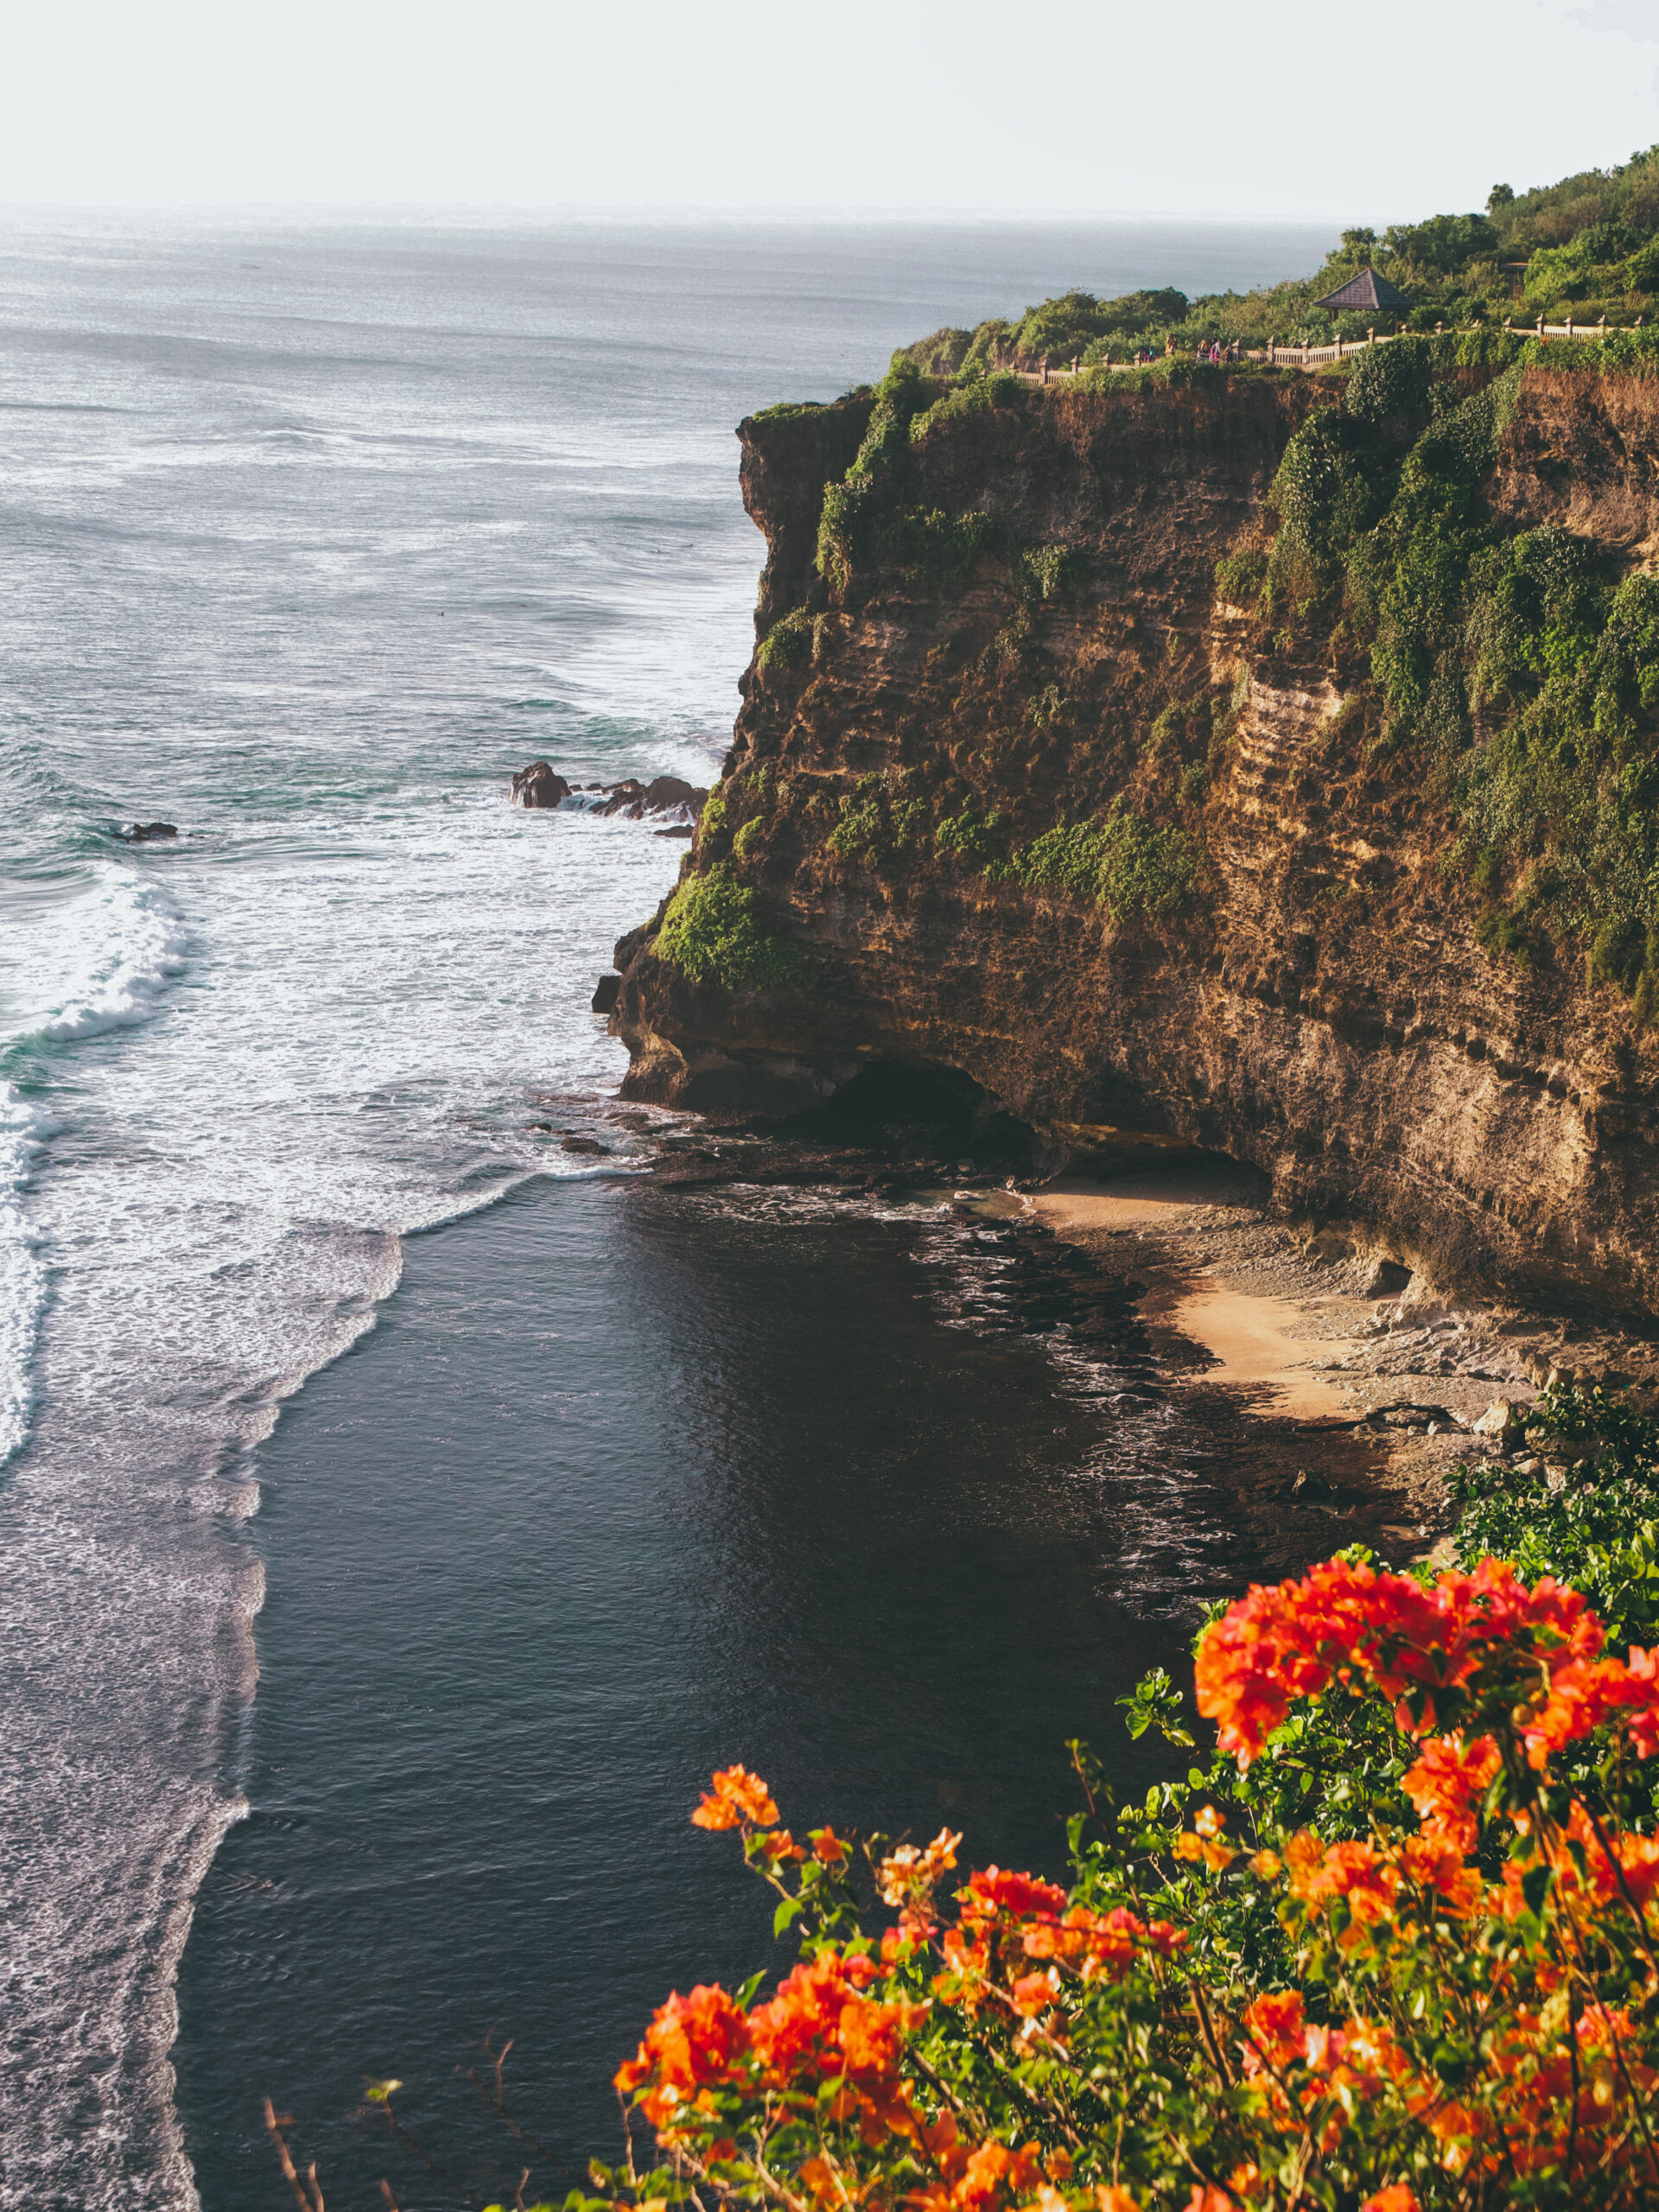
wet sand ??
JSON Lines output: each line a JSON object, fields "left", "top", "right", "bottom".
{"left": 1029, "top": 1172, "right": 1356, "bottom": 1417}
{"left": 1157, "top": 1284, "right": 1357, "bottom": 1417}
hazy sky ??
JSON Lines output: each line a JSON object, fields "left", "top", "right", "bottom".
{"left": 3, "top": 0, "right": 1656, "bottom": 223}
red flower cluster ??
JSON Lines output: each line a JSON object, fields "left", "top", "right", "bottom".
{"left": 1399, "top": 1732, "right": 1499, "bottom": 1854}
{"left": 613, "top": 1982, "right": 751, "bottom": 2130}
{"left": 1193, "top": 1554, "right": 1656, "bottom": 1765}
{"left": 613, "top": 1947, "right": 927, "bottom": 2133}
{"left": 690, "top": 1764, "right": 779, "bottom": 1830}
{"left": 957, "top": 1866, "right": 1070, "bottom": 1924}
{"left": 749, "top": 1948, "right": 925, "bottom": 2088}
{"left": 1021, "top": 1903, "right": 1185, "bottom": 1980}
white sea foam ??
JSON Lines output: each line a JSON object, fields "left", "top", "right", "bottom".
{"left": 35, "top": 868, "right": 188, "bottom": 1042}
{"left": 0, "top": 208, "right": 1329, "bottom": 2206}
{"left": 0, "top": 1084, "right": 52, "bottom": 1469}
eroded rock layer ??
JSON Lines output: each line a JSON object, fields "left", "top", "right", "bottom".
{"left": 613, "top": 372, "right": 1659, "bottom": 1313}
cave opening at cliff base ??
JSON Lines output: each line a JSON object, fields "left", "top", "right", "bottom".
{"left": 792, "top": 1060, "right": 1255, "bottom": 1192}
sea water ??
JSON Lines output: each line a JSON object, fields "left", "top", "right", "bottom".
{"left": 0, "top": 211, "right": 1333, "bottom": 2209}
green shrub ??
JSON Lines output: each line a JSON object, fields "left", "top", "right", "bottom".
{"left": 934, "top": 804, "right": 1003, "bottom": 867}
{"left": 1213, "top": 544, "right": 1267, "bottom": 605}
{"left": 816, "top": 359, "right": 938, "bottom": 594}
{"left": 825, "top": 782, "right": 887, "bottom": 863}
{"left": 822, "top": 773, "right": 931, "bottom": 866}
{"left": 755, "top": 607, "right": 813, "bottom": 676}
{"left": 1342, "top": 334, "right": 1433, "bottom": 427}
{"left": 748, "top": 400, "right": 826, "bottom": 425}
{"left": 1008, "top": 821, "right": 1109, "bottom": 899}
{"left": 1447, "top": 1382, "right": 1659, "bottom": 1648}
{"left": 1014, "top": 543, "right": 1082, "bottom": 602}
{"left": 876, "top": 505, "right": 992, "bottom": 582}
{"left": 1002, "top": 813, "right": 1198, "bottom": 920}
{"left": 891, "top": 327, "right": 973, "bottom": 377}
{"left": 654, "top": 865, "right": 804, "bottom": 991}
{"left": 1266, "top": 407, "right": 1395, "bottom": 607}
{"left": 732, "top": 816, "right": 765, "bottom": 861}
{"left": 906, "top": 372, "right": 1022, "bottom": 443}
{"left": 1094, "top": 810, "right": 1198, "bottom": 920}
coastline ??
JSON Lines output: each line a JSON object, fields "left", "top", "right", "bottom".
{"left": 1027, "top": 1160, "right": 1659, "bottom": 1555}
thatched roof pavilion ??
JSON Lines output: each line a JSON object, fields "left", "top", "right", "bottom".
{"left": 1313, "top": 267, "right": 1413, "bottom": 314}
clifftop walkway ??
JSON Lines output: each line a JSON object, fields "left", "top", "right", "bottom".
{"left": 1007, "top": 310, "right": 1649, "bottom": 382}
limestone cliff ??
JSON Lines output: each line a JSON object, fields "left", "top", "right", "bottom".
{"left": 612, "top": 367, "right": 1659, "bottom": 1315}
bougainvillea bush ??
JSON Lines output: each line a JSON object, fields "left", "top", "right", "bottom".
{"left": 270, "top": 1388, "right": 1659, "bottom": 2209}
{"left": 594, "top": 1535, "right": 1659, "bottom": 2212}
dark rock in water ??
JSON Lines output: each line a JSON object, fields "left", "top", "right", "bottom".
{"left": 560, "top": 1134, "right": 609, "bottom": 1155}
{"left": 511, "top": 761, "right": 571, "bottom": 809}
{"left": 595, "top": 774, "right": 708, "bottom": 819}
{"left": 643, "top": 775, "right": 703, "bottom": 814}
{"left": 591, "top": 974, "right": 621, "bottom": 1014}
{"left": 512, "top": 766, "right": 705, "bottom": 819}
{"left": 114, "top": 822, "right": 178, "bottom": 842}
{"left": 654, "top": 824, "right": 695, "bottom": 839}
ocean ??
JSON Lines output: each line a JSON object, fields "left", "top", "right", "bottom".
{"left": 0, "top": 210, "right": 1334, "bottom": 2209}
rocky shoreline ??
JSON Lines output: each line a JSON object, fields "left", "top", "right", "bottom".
{"left": 542, "top": 1077, "right": 1659, "bottom": 1571}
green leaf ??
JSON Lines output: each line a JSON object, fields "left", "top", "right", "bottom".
{"left": 773, "top": 1897, "right": 803, "bottom": 1937}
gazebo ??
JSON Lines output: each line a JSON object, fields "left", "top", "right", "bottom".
{"left": 1313, "top": 267, "right": 1413, "bottom": 315}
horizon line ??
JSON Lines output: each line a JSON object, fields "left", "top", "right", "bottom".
{"left": 0, "top": 199, "right": 1354, "bottom": 230}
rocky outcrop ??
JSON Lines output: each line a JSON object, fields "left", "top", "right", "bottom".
{"left": 610, "top": 369, "right": 1659, "bottom": 1316}
{"left": 512, "top": 761, "right": 570, "bottom": 808}
{"left": 513, "top": 766, "right": 709, "bottom": 818}
{"left": 592, "top": 776, "right": 706, "bottom": 820}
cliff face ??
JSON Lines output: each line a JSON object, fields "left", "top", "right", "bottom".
{"left": 613, "top": 368, "right": 1659, "bottom": 1315}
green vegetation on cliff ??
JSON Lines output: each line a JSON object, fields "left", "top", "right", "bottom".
{"left": 1224, "top": 327, "right": 1659, "bottom": 1007}
{"left": 893, "top": 144, "right": 1659, "bottom": 368}
{"left": 997, "top": 813, "right": 1199, "bottom": 923}
{"left": 655, "top": 865, "right": 805, "bottom": 993}
{"left": 729, "top": 143, "right": 1659, "bottom": 995}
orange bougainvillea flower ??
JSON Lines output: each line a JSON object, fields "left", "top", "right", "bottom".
{"left": 878, "top": 1827, "right": 963, "bottom": 1906}
{"left": 810, "top": 1825, "right": 849, "bottom": 1866}
{"left": 1360, "top": 2190, "right": 1421, "bottom": 2212}
{"left": 614, "top": 1982, "right": 751, "bottom": 2126}
{"left": 1282, "top": 1834, "right": 1398, "bottom": 1929}
{"left": 1020, "top": 1902, "right": 1179, "bottom": 1980}
{"left": 1194, "top": 1554, "right": 1630, "bottom": 1765}
{"left": 690, "top": 1764, "right": 779, "bottom": 1830}
{"left": 1240, "top": 1987, "right": 1306, "bottom": 2075}
{"left": 1401, "top": 1732, "right": 1499, "bottom": 1853}
{"left": 958, "top": 1866, "right": 1069, "bottom": 1924}
{"left": 1010, "top": 1970, "right": 1056, "bottom": 2017}
{"left": 746, "top": 1948, "right": 915, "bottom": 2088}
